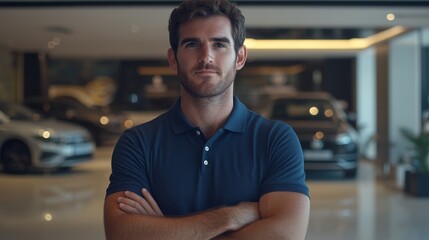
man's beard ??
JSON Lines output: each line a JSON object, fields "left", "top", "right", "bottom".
{"left": 177, "top": 62, "right": 236, "bottom": 99}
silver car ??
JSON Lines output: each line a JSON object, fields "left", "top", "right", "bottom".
{"left": 0, "top": 102, "right": 95, "bottom": 173}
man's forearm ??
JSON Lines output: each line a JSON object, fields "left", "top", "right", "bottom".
{"left": 215, "top": 192, "right": 310, "bottom": 240}
{"left": 104, "top": 193, "right": 260, "bottom": 240}
{"left": 105, "top": 207, "right": 233, "bottom": 240}
{"left": 214, "top": 216, "right": 297, "bottom": 240}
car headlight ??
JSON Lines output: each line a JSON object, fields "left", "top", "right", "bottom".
{"left": 35, "top": 130, "right": 56, "bottom": 143}
{"left": 335, "top": 132, "right": 353, "bottom": 145}
{"left": 36, "top": 129, "right": 91, "bottom": 144}
{"left": 123, "top": 119, "right": 134, "bottom": 129}
{"left": 99, "top": 116, "right": 109, "bottom": 125}
{"left": 40, "top": 130, "right": 51, "bottom": 139}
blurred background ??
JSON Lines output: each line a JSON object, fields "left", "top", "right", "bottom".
{"left": 0, "top": 0, "right": 429, "bottom": 239}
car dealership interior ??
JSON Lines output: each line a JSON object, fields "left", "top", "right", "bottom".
{"left": 1, "top": 0, "right": 429, "bottom": 239}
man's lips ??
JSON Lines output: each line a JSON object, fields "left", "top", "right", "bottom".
{"left": 194, "top": 69, "right": 217, "bottom": 74}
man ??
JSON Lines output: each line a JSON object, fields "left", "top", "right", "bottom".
{"left": 104, "top": 0, "right": 310, "bottom": 239}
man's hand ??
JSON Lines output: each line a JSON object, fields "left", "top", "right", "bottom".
{"left": 117, "top": 188, "right": 163, "bottom": 216}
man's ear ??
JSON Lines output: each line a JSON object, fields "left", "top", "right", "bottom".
{"left": 235, "top": 45, "right": 247, "bottom": 70}
{"left": 167, "top": 48, "right": 178, "bottom": 72}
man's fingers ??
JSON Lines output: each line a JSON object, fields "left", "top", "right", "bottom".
{"left": 118, "top": 196, "right": 147, "bottom": 214}
{"left": 122, "top": 190, "right": 163, "bottom": 216}
{"left": 125, "top": 191, "right": 154, "bottom": 214}
{"left": 118, "top": 202, "right": 143, "bottom": 214}
{"left": 117, "top": 190, "right": 164, "bottom": 216}
{"left": 142, "top": 188, "right": 164, "bottom": 216}
{"left": 124, "top": 190, "right": 157, "bottom": 215}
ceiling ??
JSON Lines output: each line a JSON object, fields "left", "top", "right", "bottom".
{"left": 0, "top": 2, "right": 429, "bottom": 60}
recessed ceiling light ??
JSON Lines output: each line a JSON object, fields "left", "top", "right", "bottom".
{"left": 47, "top": 37, "right": 61, "bottom": 50}
{"left": 52, "top": 37, "right": 61, "bottom": 45}
{"left": 47, "top": 41, "right": 56, "bottom": 49}
{"left": 386, "top": 13, "right": 396, "bottom": 21}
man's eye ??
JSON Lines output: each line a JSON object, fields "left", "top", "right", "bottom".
{"left": 215, "top": 42, "right": 227, "bottom": 48}
{"left": 185, "top": 42, "right": 198, "bottom": 48}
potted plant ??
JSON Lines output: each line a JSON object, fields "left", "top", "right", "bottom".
{"left": 400, "top": 128, "right": 429, "bottom": 197}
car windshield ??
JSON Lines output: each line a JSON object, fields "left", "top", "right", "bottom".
{"left": 271, "top": 99, "right": 337, "bottom": 121}
{"left": 0, "top": 102, "right": 40, "bottom": 120}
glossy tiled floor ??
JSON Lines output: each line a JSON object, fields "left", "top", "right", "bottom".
{"left": 1, "top": 146, "right": 428, "bottom": 240}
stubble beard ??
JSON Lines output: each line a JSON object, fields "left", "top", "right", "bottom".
{"left": 177, "top": 63, "right": 236, "bottom": 100}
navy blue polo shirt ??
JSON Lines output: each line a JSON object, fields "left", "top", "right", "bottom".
{"left": 106, "top": 96, "right": 308, "bottom": 216}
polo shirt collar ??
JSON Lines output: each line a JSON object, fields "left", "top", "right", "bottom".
{"left": 223, "top": 96, "right": 247, "bottom": 133}
{"left": 169, "top": 96, "right": 247, "bottom": 134}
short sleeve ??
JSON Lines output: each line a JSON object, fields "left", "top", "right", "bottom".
{"left": 105, "top": 129, "right": 149, "bottom": 197}
{"left": 260, "top": 121, "right": 309, "bottom": 197}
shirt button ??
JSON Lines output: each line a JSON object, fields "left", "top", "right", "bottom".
{"left": 196, "top": 130, "right": 201, "bottom": 135}
{"left": 204, "top": 146, "right": 209, "bottom": 151}
{"left": 203, "top": 160, "right": 209, "bottom": 165}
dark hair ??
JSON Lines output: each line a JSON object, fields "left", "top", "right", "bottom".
{"left": 168, "top": 0, "right": 245, "bottom": 55}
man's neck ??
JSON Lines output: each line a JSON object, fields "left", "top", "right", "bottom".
{"left": 180, "top": 92, "right": 234, "bottom": 138}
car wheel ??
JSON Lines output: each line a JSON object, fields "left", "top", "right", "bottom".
{"left": 1, "top": 141, "right": 32, "bottom": 174}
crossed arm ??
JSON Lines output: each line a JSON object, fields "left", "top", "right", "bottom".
{"left": 104, "top": 189, "right": 310, "bottom": 240}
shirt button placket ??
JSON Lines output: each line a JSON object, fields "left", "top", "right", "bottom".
{"left": 203, "top": 146, "right": 210, "bottom": 167}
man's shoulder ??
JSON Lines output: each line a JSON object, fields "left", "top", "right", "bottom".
{"left": 134, "top": 110, "right": 170, "bottom": 129}
{"left": 114, "top": 110, "right": 173, "bottom": 154}
{"left": 245, "top": 108, "right": 292, "bottom": 131}
{"left": 119, "top": 110, "right": 171, "bottom": 142}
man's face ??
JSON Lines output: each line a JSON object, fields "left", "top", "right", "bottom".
{"left": 168, "top": 16, "right": 246, "bottom": 99}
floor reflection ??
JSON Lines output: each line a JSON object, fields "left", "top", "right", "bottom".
{"left": 0, "top": 147, "right": 112, "bottom": 240}
{"left": 0, "top": 147, "right": 428, "bottom": 240}
{"left": 306, "top": 161, "right": 429, "bottom": 240}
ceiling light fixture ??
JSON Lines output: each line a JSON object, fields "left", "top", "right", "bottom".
{"left": 47, "top": 36, "right": 61, "bottom": 50}
{"left": 244, "top": 26, "right": 407, "bottom": 51}
{"left": 386, "top": 13, "right": 396, "bottom": 21}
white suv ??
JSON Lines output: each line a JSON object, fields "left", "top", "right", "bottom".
{"left": 0, "top": 102, "right": 95, "bottom": 173}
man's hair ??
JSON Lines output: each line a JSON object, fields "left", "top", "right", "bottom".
{"left": 168, "top": 0, "right": 246, "bottom": 55}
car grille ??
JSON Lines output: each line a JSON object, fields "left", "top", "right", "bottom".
{"left": 40, "top": 152, "right": 93, "bottom": 162}
{"left": 51, "top": 134, "right": 92, "bottom": 144}
{"left": 301, "top": 140, "right": 357, "bottom": 154}
{"left": 41, "top": 152, "right": 58, "bottom": 161}
{"left": 65, "top": 153, "right": 93, "bottom": 161}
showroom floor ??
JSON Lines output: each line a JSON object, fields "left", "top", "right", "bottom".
{"left": 0, "top": 146, "right": 428, "bottom": 240}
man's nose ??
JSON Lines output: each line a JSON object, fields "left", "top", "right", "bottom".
{"left": 198, "top": 44, "right": 214, "bottom": 64}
